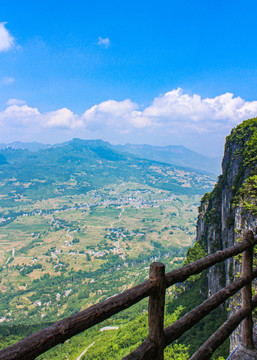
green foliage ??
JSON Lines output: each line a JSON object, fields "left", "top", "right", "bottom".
{"left": 204, "top": 208, "right": 217, "bottom": 225}
{"left": 198, "top": 192, "right": 211, "bottom": 212}
{"left": 226, "top": 117, "right": 257, "bottom": 164}
{"left": 82, "top": 306, "right": 187, "bottom": 360}
{"left": 184, "top": 241, "right": 207, "bottom": 263}
{"left": 226, "top": 117, "right": 257, "bottom": 197}
{"left": 233, "top": 175, "right": 257, "bottom": 215}
{"left": 36, "top": 305, "right": 188, "bottom": 360}
{"left": 0, "top": 322, "right": 52, "bottom": 350}
{"left": 226, "top": 213, "right": 234, "bottom": 227}
{"left": 183, "top": 241, "right": 207, "bottom": 284}
{"left": 167, "top": 274, "right": 229, "bottom": 358}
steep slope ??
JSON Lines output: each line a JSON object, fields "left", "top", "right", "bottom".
{"left": 195, "top": 117, "right": 257, "bottom": 349}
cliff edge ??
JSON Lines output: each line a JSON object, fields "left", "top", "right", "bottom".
{"left": 196, "top": 117, "right": 257, "bottom": 350}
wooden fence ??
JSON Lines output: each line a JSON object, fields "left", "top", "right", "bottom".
{"left": 1, "top": 229, "right": 257, "bottom": 360}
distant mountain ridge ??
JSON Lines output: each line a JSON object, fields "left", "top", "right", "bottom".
{"left": 0, "top": 139, "right": 220, "bottom": 174}
{"left": 112, "top": 143, "right": 220, "bottom": 174}
{"left": 0, "top": 138, "right": 215, "bottom": 199}
{"left": 0, "top": 141, "right": 50, "bottom": 152}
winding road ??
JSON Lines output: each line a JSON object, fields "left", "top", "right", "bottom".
{"left": 76, "top": 341, "right": 95, "bottom": 360}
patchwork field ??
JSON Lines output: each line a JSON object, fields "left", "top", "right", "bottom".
{"left": 0, "top": 182, "right": 200, "bottom": 326}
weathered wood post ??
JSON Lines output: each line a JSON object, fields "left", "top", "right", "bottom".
{"left": 241, "top": 229, "right": 255, "bottom": 349}
{"left": 148, "top": 262, "right": 166, "bottom": 360}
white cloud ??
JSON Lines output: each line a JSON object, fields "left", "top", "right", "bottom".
{"left": 0, "top": 104, "right": 40, "bottom": 127}
{"left": 79, "top": 89, "right": 257, "bottom": 152}
{"left": 143, "top": 89, "right": 210, "bottom": 121}
{"left": 0, "top": 22, "right": 14, "bottom": 52}
{"left": 1, "top": 90, "right": 257, "bottom": 134}
{"left": 44, "top": 108, "right": 83, "bottom": 129}
{"left": 80, "top": 89, "right": 257, "bottom": 135}
{"left": 1, "top": 89, "right": 257, "bottom": 156}
{"left": 139, "top": 88, "right": 257, "bottom": 132}
{"left": 0, "top": 104, "right": 84, "bottom": 131}
{"left": 6, "top": 98, "right": 26, "bottom": 105}
{"left": 1, "top": 104, "right": 40, "bottom": 118}
{"left": 127, "top": 111, "right": 153, "bottom": 128}
{"left": 2, "top": 76, "right": 14, "bottom": 84}
{"left": 83, "top": 99, "right": 137, "bottom": 119}
{"left": 97, "top": 36, "right": 110, "bottom": 49}
{"left": 83, "top": 99, "right": 138, "bottom": 131}
{"left": 204, "top": 92, "right": 257, "bottom": 122}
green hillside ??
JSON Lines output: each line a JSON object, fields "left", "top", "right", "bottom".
{"left": 0, "top": 139, "right": 215, "bottom": 202}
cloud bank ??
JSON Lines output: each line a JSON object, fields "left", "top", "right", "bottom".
{"left": 1, "top": 89, "right": 257, "bottom": 155}
{"left": 0, "top": 22, "right": 14, "bottom": 52}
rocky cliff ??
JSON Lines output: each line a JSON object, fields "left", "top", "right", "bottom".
{"left": 196, "top": 117, "right": 257, "bottom": 350}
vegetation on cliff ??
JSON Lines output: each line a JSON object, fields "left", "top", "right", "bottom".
{"left": 226, "top": 117, "right": 257, "bottom": 203}
{"left": 226, "top": 117, "right": 257, "bottom": 170}
{"left": 233, "top": 175, "right": 257, "bottom": 215}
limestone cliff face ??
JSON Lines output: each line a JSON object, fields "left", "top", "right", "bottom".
{"left": 195, "top": 118, "right": 257, "bottom": 350}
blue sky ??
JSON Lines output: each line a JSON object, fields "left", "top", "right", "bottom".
{"left": 1, "top": 1, "right": 257, "bottom": 157}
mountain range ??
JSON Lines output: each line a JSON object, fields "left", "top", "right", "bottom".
{"left": 0, "top": 139, "right": 220, "bottom": 175}
{"left": 0, "top": 138, "right": 216, "bottom": 202}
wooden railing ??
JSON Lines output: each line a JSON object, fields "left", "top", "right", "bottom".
{"left": 1, "top": 229, "right": 257, "bottom": 360}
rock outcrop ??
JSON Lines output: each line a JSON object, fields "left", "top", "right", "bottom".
{"left": 195, "top": 118, "right": 257, "bottom": 350}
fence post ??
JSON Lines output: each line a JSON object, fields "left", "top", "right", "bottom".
{"left": 241, "top": 229, "right": 254, "bottom": 349}
{"left": 148, "top": 262, "right": 166, "bottom": 360}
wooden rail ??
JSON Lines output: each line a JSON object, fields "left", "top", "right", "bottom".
{"left": 0, "top": 230, "right": 257, "bottom": 360}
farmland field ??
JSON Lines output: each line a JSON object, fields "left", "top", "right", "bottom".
{"left": 0, "top": 182, "right": 200, "bottom": 323}
{"left": 0, "top": 141, "right": 216, "bottom": 357}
